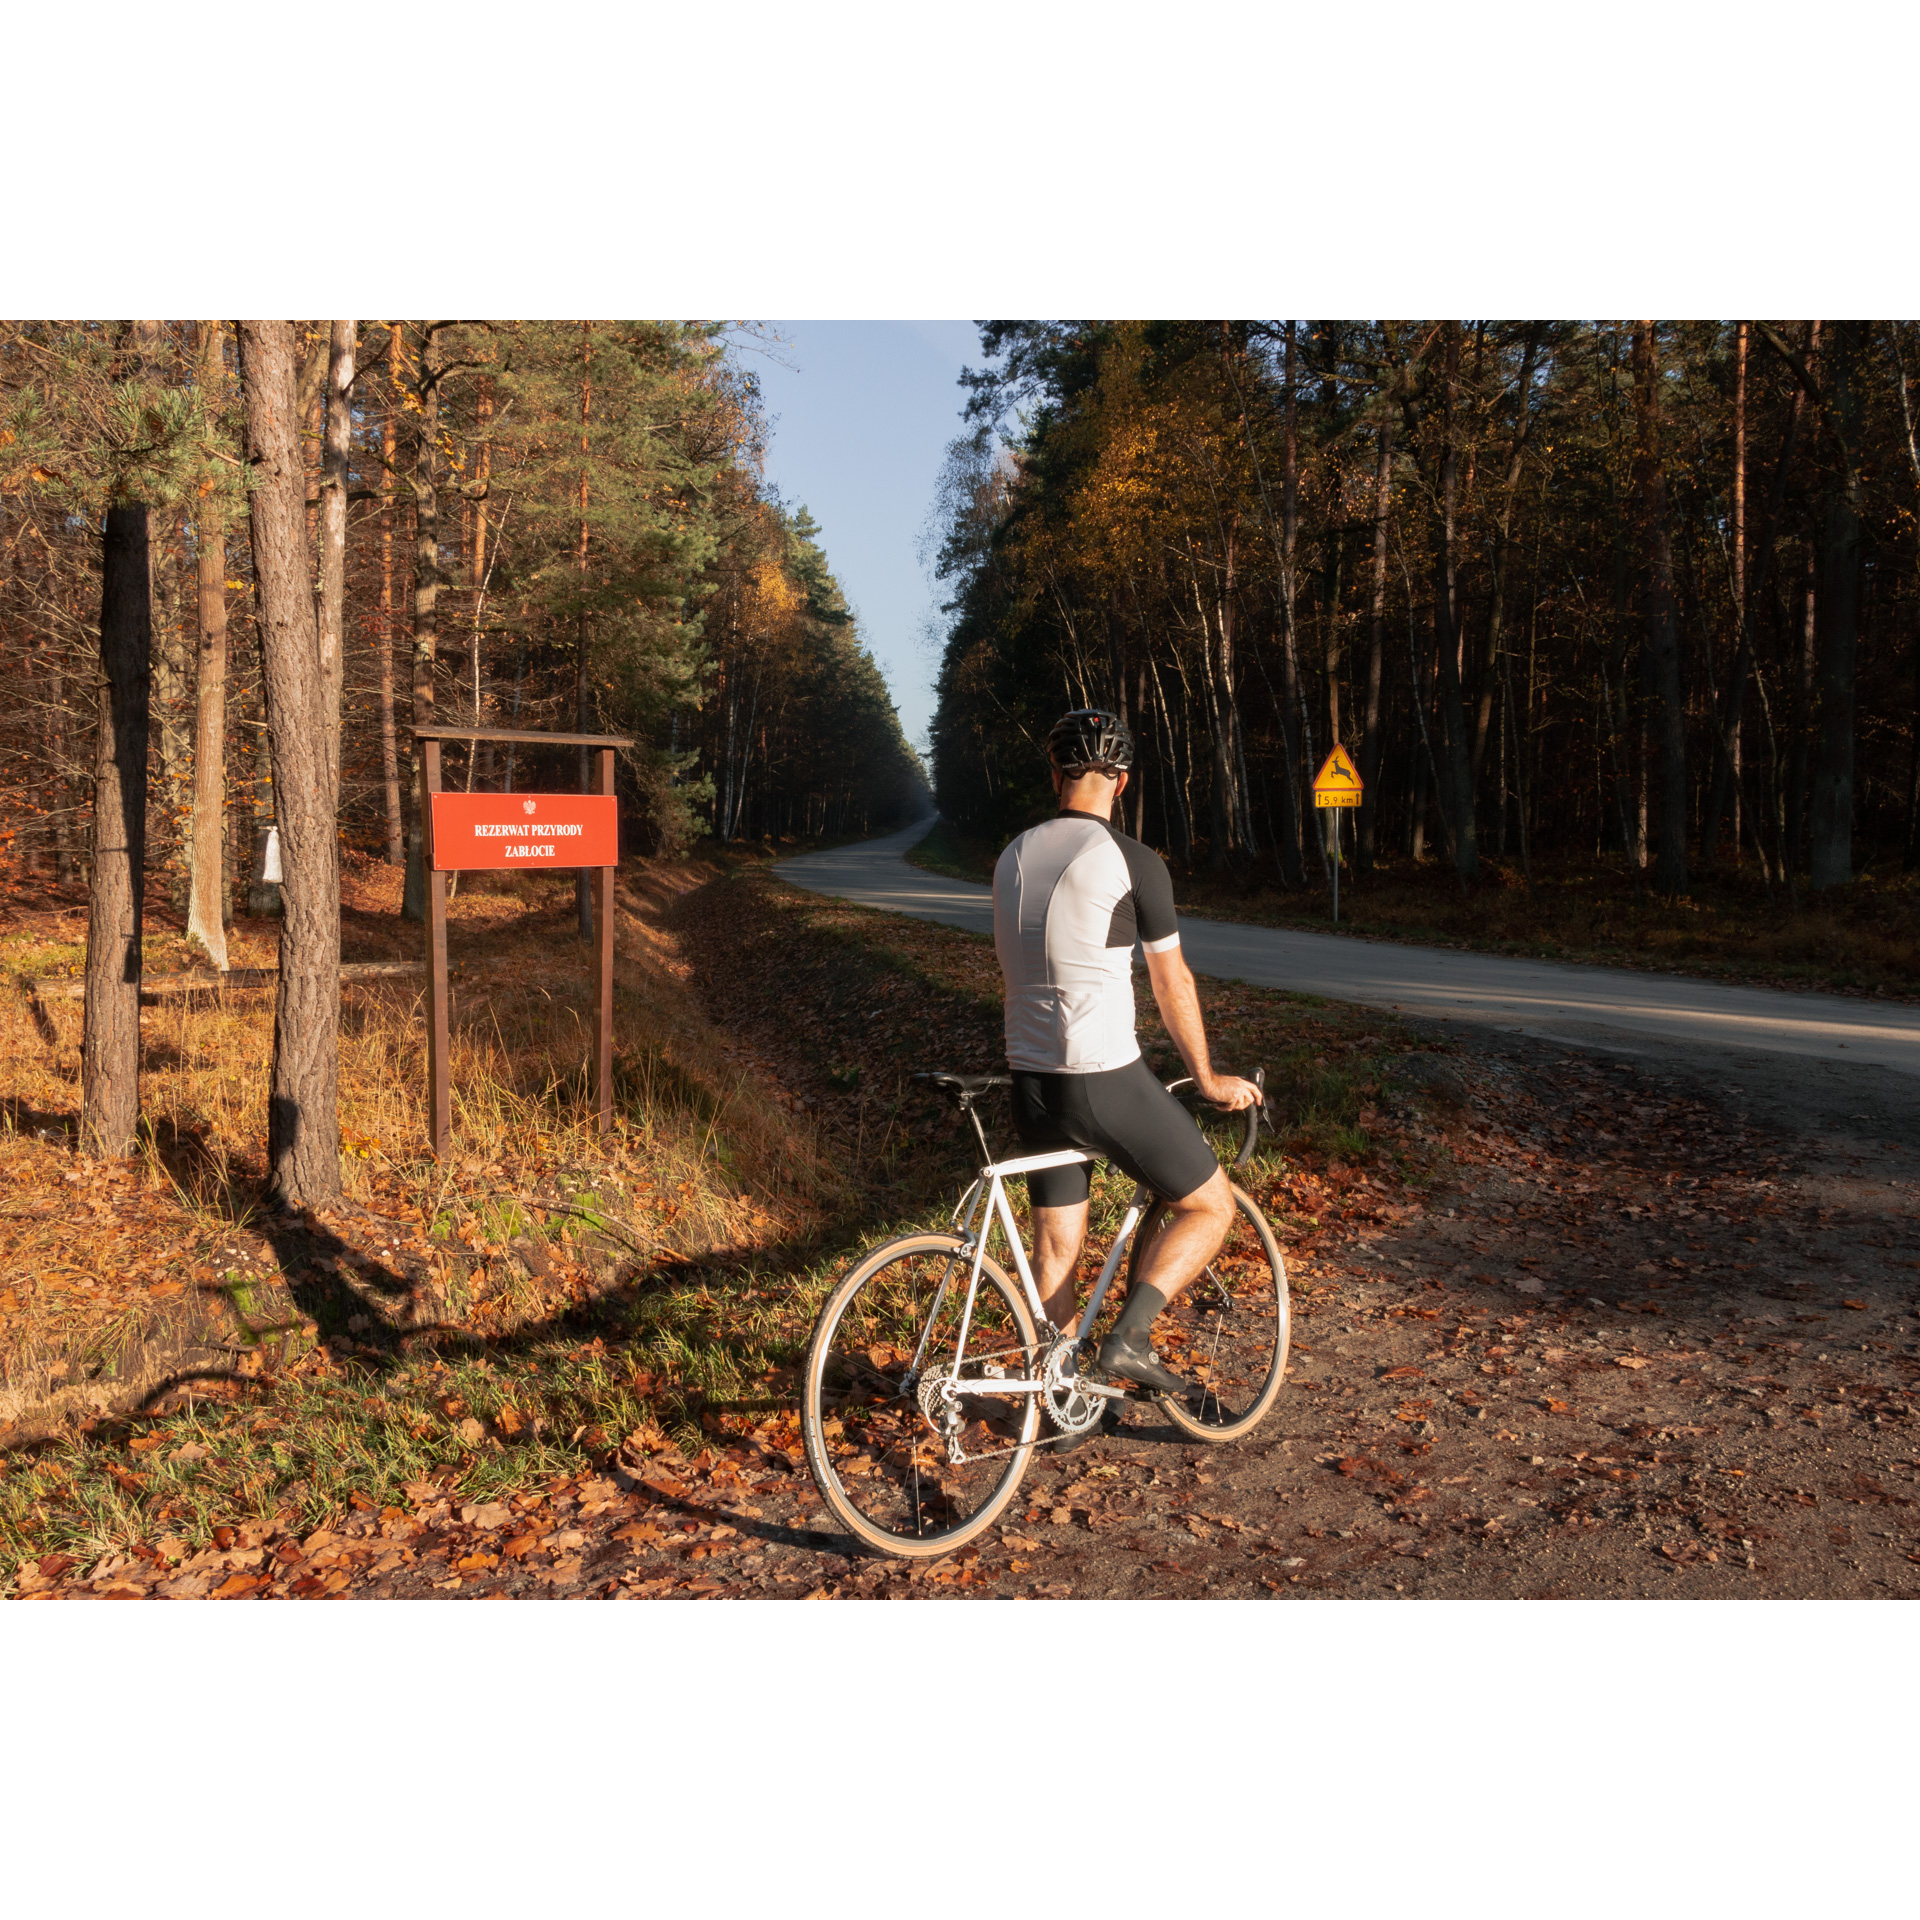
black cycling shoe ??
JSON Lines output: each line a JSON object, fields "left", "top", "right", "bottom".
{"left": 1096, "top": 1328, "right": 1191, "bottom": 1397}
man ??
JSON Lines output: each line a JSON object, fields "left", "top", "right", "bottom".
{"left": 992, "top": 706, "right": 1260, "bottom": 1396}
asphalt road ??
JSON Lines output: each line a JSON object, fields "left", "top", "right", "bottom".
{"left": 774, "top": 819, "right": 1920, "bottom": 1087}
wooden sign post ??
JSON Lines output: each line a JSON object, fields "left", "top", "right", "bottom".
{"left": 1313, "top": 744, "right": 1364, "bottom": 927}
{"left": 414, "top": 725, "right": 631, "bottom": 1160}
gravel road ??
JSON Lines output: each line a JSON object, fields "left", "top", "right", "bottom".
{"left": 775, "top": 820, "right": 1920, "bottom": 1107}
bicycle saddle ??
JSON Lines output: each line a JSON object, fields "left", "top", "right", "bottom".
{"left": 912, "top": 1071, "right": 1012, "bottom": 1097}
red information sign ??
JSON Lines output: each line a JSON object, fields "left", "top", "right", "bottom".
{"left": 429, "top": 792, "right": 618, "bottom": 871}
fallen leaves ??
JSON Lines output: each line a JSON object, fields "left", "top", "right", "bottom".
{"left": 1615, "top": 1356, "right": 1651, "bottom": 1370}
{"left": 1336, "top": 1456, "right": 1405, "bottom": 1486}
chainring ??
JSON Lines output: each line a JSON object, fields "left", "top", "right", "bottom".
{"left": 1041, "top": 1334, "right": 1106, "bottom": 1436}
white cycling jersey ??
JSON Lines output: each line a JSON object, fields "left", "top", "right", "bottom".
{"left": 992, "top": 810, "right": 1182, "bottom": 1074}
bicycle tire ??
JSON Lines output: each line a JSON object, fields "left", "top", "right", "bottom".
{"left": 802, "top": 1232, "right": 1040, "bottom": 1559}
{"left": 1124, "top": 1183, "right": 1289, "bottom": 1442}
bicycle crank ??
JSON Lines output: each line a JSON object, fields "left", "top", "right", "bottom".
{"left": 1041, "top": 1335, "right": 1116, "bottom": 1436}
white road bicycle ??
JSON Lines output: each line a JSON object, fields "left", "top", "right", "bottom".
{"left": 801, "top": 1069, "right": 1291, "bottom": 1559}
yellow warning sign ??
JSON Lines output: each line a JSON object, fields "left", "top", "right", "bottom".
{"left": 1313, "top": 744, "right": 1363, "bottom": 808}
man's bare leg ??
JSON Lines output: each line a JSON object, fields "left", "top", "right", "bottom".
{"left": 1031, "top": 1200, "right": 1089, "bottom": 1332}
{"left": 1098, "top": 1167, "right": 1235, "bottom": 1391}
{"left": 1129, "top": 1166, "right": 1235, "bottom": 1304}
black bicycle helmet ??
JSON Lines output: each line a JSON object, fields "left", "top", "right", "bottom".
{"left": 1047, "top": 707, "right": 1134, "bottom": 777}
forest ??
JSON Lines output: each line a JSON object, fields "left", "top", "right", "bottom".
{"left": 0, "top": 320, "right": 926, "bottom": 1205}
{"left": 927, "top": 321, "right": 1920, "bottom": 902}
{"left": 0, "top": 319, "right": 926, "bottom": 908}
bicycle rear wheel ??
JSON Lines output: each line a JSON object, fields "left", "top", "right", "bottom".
{"left": 802, "top": 1232, "right": 1040, "bottom": 1558}
{"left": 1125, "top": 1184, "right": 1289, "bottom": 1442}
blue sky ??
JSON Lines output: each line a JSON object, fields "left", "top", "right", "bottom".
{"left": 741, "top": 321, "right": 983, "bottom": 751}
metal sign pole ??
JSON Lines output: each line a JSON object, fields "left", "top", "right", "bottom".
{"left": 593, "top": 746, "right": 616, "bottom": 1133}
{"left": 1312, "top": 744, "right": 1360, "bottom": 931}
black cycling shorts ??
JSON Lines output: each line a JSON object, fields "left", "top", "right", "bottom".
{"left": 1010, "top": 1057, "right": 1221, "bottom": 1209}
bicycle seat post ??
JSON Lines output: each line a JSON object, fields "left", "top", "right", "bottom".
{"left": 961, "top": 1096, "right": 993, "bottom": 1167}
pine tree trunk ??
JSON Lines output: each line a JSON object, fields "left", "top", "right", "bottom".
{"left": 150, "top": 509, "right": 194, "bottom": 894}
{"left": 1709, "top": 323, "right": 1816, "bottom": 866}
{"left": 1893, "top": 325, "right": 1920, "bottom": 871}
{"left": 186, "top": 320, "right": 231, "bottom": 969}
{"left": 46, "top": 646, "right": 76, "bottom": 883}
{"left": 80, "top": 506, "right": 152, "bottom": 1160}
{"left": 1810, "top": 319, "right": 1865, "bottom": 891}
{"left": 402, "top": 324, "right": 444, "bottom": 923}
{"left": 129, "top": 325, "right": 193, "bottom": 896}
{"left": 1274, "top": 325, "right": 1306, "bottom": 886}
{"left": 1704, "top": 324, "right": 1751, "bottom": 866}
{"left": 1430, "top": 325, "right": 1478, "bottom": 880}
{"left": 379, "top": 324, "right": 404, "bottom": 864}
{"left": 1633, "top": 322, "right": 1688, "bottom": 895}
{"left": 237, "top": 320, "right": 341, "bottom": 1208}
{"left": 1195, "top": 549, "right": 1238, "bottom": 870}
{"left": 576, "top": 323, "right": 595, "bottom": 940}
{"left": 1357, "top": 417, "right": 1393, "bottom": 871}
{"left": 1729, "top": 322, "right": 1747, "bottom": 860}
{"left": 1788, "top": 543, "right": 1816, "bottom": 871}
{"left": 317, "top": 321, "right": 357, "bottom": 812}
{"left": 471, "top": 380, "right": 494, "bottom": 786}
{"left": 1470, "top": 327, "right": 1541, "bottom": 793}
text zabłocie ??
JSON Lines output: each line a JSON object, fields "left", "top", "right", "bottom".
{"left": 465, "top": 822, "right": 585, "bottom": 861}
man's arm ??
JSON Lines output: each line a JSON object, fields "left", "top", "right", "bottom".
{"left": 1142, "top": 943, "right": 1260, "bottom": 1109}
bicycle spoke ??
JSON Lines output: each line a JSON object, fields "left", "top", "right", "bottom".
{"left": 1131, "top": 1187, "right": 1289, "bottom": 1441}
{"left": 806, "top": 1237, "right": 1039, "bottom": 1553}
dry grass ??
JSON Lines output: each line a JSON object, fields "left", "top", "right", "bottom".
{"left": 0, "top": 852, "right": 878, "bottom": 1580}
{"left": 0, "top": 855, "right": 845, "bottom": 1412}
{"left": 1178, "top": 851, "right": 1920, "bottom": 998}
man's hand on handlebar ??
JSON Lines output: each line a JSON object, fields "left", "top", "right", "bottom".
{"left": 1196, "top": 1072, "right": 1262, "bottom": 1112}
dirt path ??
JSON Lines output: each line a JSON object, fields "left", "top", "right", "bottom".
{"left": 335, "top": 912, "right": 1920, "bottom": 1601}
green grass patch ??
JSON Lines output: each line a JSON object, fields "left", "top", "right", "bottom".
{"left": 901, "top": 817, "right": 998, "bottom": 884}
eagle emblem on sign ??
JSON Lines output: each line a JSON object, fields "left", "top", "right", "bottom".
{"left": 523, "top": 799, "right": 537, "bottom": 815}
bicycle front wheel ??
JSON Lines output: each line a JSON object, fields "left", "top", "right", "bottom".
{"left": 802, "top": 1232, "right": 1040, "bottom": 1559}
{"left": 1126, "top": 1184, "right": 1289, "bottom": 1442}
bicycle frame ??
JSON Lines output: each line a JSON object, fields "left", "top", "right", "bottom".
{"left": 916, "top": 1148, "right": 1151, "bottom": 1401}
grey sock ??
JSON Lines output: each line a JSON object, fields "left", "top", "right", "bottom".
{"left": 1107, "top": 1283, "right": 1169, "bottom": 1350}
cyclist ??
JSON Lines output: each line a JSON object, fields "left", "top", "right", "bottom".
{"left": 992, "top": 707, "right": 1261, "bottom": 1398}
